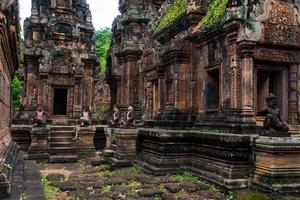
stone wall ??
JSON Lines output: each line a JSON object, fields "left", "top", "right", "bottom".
{"left": 107, "top": 0, "right": 300, "bottom": 132}
{"left": 0, "top": 0, "right": 20, "bottom": 197}
{"left": 135, "top": 129, "right": 253, "bottom": 189}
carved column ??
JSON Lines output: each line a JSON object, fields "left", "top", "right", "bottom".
{"left": 238, "top": 41, "right": 256, "bottom": 124}
{"left": 288, "top": 65, "right": 298, "bottom": 124}
{"left": 116, "top": 76, "right": 122, "bottom": 105}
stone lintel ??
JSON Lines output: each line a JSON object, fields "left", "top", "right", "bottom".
{"left": 162, "top": 49, "right": 190, "bottom": 65}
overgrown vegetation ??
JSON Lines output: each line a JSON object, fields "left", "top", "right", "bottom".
{"left": 170, "top": 172, "right": 199, "bottom": 183}
{"left": 195, "top": 0, "right": 229, "bottom": 31}
{"left": 155, "top": 0, "right": 188, "bottom": 33}
{"left": 93, "top": 101, "right": 107, "bottom": 122}
{"left": 41, "top": 175, "right": 60, "bottom": 200}
{"left": 95, "top": 27, "right": 112, "bottom": 76}
{"left": 12, "top": 76, "right": 21, "bottom": 109}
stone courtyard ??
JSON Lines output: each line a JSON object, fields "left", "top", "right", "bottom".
{"left": 1, "top": 0, "right": 300, "bottom": 199}
{"left": 7, "top": 153, "right": 300, "bottom": 200}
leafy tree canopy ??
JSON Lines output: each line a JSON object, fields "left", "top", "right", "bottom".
{"left": 12, "top": 76, "right": 21, "bottom": 109}
{"left": 95, "top": 27, "right": 112, "bottom": 76}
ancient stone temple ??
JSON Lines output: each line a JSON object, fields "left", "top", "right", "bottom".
{"left": 0, "top": 0, "right": 20, "bottom": 197}
{"left": 106, "top": 0, "right": 300, "bottom": 194}
{"left": 23, "top": 0, "right": 99, "bottom": 122}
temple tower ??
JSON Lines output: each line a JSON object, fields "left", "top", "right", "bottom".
{"left": 23, "top": 0, "right": 99, "bottom": 122}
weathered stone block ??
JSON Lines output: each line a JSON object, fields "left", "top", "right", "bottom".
{"left": 76, "top": 126, "right": 96, "bottom": 158}
{"left": 135, "top": 128, "right": 252, "bottom": 189}
{"left": 252, "top": 136, "right": 300, "bottom": 194}
{"left": 109, "top": 128, "right": 138, "bottom": 167}
{"left": 28, "top": 126, "right": 49, "bottom": 160}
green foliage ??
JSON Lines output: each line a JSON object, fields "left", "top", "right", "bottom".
{"left": 12, "top": 76, "right": 21, "bottom": 109}
{"left": 95, "top": 27, "right": 112, "bottom": 76}
{"left": 234, "top": 191, "right": 269, "bottom": 200}
{"left": 41, "top": 175, "right": 60, "bottom": 200}
{"left": 155, "top": 0, "right": 188, "bottom": 33}
{"left": 198, "top": 0, "right": 229, "bottom": 30}
{"left": 170, "top": 172, "right": 199, "bottom": 183}
{"left": 4, "top": 163, "right": 12, "bottom": 170}
{"left": 100, "top": 185, "right": 111, "bottom": 194}
{"left": 126, "top": 181, "right": 141, "bottom": 196}
{"left": 21, "top": 192, "right": 27, "bottom": 200}
{"left": 93, "top": 102, "right": 107, "bottom": 121}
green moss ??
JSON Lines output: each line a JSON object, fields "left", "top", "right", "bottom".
{"left": 234, "top": 191, "right": 270, "bottom": 200}
{"left": 170, "top": 172, "right": 199, "bottom": 183}
{"left": 155, "top": 0, "right": 188, "bottom": 33}
{"left": 198, "top": 0, "right": 229, "bottom": 30}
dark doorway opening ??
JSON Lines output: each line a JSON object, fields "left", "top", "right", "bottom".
{"left": 53, "top": 88, "right": 68, "bottom": 115}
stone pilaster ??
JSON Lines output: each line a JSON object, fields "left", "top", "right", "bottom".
{"left": 28, "top": 126, "right": 50, "bottom": 160}
{"left": 288, "top": 65, "right": 299, "bottom": 125}
{"left": 76, "top": 126, "right": 96, "bottom": 158}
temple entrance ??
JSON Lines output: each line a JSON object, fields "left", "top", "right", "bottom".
{"left": 205, "top": 69, "right": 220, "bottom": 110}
{"left": 53, "top": 88, "right": 68, "bottom": 116}
{"left": 255, "top": 67, "right": 288, "bottom": 120}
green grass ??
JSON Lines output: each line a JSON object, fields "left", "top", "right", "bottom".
{"left": 126, "top": 181, "right": 141, "bottom": 196}
{"left": 170, "top": 172, "right": 199, "bottom": 183}
{"left": 100, "top": 185, "right": 112, "bottom": 194}
{"left": 41, "top": 175, "right": 60, "bottom": 200}
{"left": 234, "top": 191, "right": 269, "bottom": 200}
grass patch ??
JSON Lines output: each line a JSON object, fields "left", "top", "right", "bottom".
{"left": 41, "top": 175, "right": 60, "bottom": 200}
{"left": 170, "top": 172, "right": 199, "bottom": 183}
{"left": 100, "top": 185, "right": 112, "bottom": 194}
{"left": 128, "top": 165, "right": 143, "bottom": 174}
{"left": 126, "top": 181, "right": 141, "bottom": 196}
{"left": 234, "top": 191, "right": 269, "bottom": 200}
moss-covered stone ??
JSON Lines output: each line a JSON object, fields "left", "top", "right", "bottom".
{"left": 197, "top": 0, "right": 229, "bottom": 31}
{"left": 155, "top": 0, "right": 188, "bottom": 33}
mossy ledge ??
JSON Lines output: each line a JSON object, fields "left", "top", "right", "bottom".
{"left": 155, "top": 0, "right": 188, "bottom": 33}
{"left": 196, "top": 0, "right": 229, "bottom": 31}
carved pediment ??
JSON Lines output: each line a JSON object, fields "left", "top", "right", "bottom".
{"left": 255, "top": 0, "right": 300, "bottom": 45}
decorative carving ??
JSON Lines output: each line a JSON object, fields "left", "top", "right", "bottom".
{"left": 32, "top": 106, "right": 47, "bottom": 126}
{"left": 80, "top": 108, "right": 91, "bottom": 126}
{"left": 259, "top": 94, "right": 290, "bottom": 137}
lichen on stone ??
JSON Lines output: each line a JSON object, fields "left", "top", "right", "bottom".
{"left": 155, "top": 0, "right": 188, "bottom": 33}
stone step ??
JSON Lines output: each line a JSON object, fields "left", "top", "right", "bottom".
{"left": 49, "top": 155, "right": 78, "bottom": 163}
{"left": 50, "top": 126, "right": 76, "bottom": 132}
{"left": 50, "top": 147, "right": 77, "bottom": 154}
{"left": 50, "top": 131, "right": 75, "bottom": 137}
{"left": 50, "top": 142, "right": 75, "bottom": 148}
{"left": 50, "top": 136, "right": 75, "bottom": 143}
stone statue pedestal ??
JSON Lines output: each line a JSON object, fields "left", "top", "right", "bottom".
{"left": 109, "top": 128, "right": 138, "bottom": 167}
{"left": 103, "top": 127, "right": 115, "bottom": 157}
{"left": 76, "top": 126, "right": 96, "bottom": 158}
{"left": 28, "top": 126, "right": 49, "bottom": 160}
{"left": 252, "top": 136, "right": 300, "bottom": 194}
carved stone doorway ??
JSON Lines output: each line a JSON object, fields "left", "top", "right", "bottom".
{"left": 255, "top": 66, "right": 288, "bottom": 120}
{"left": 53, "top": 88, "right": 68, "bottom": 116}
